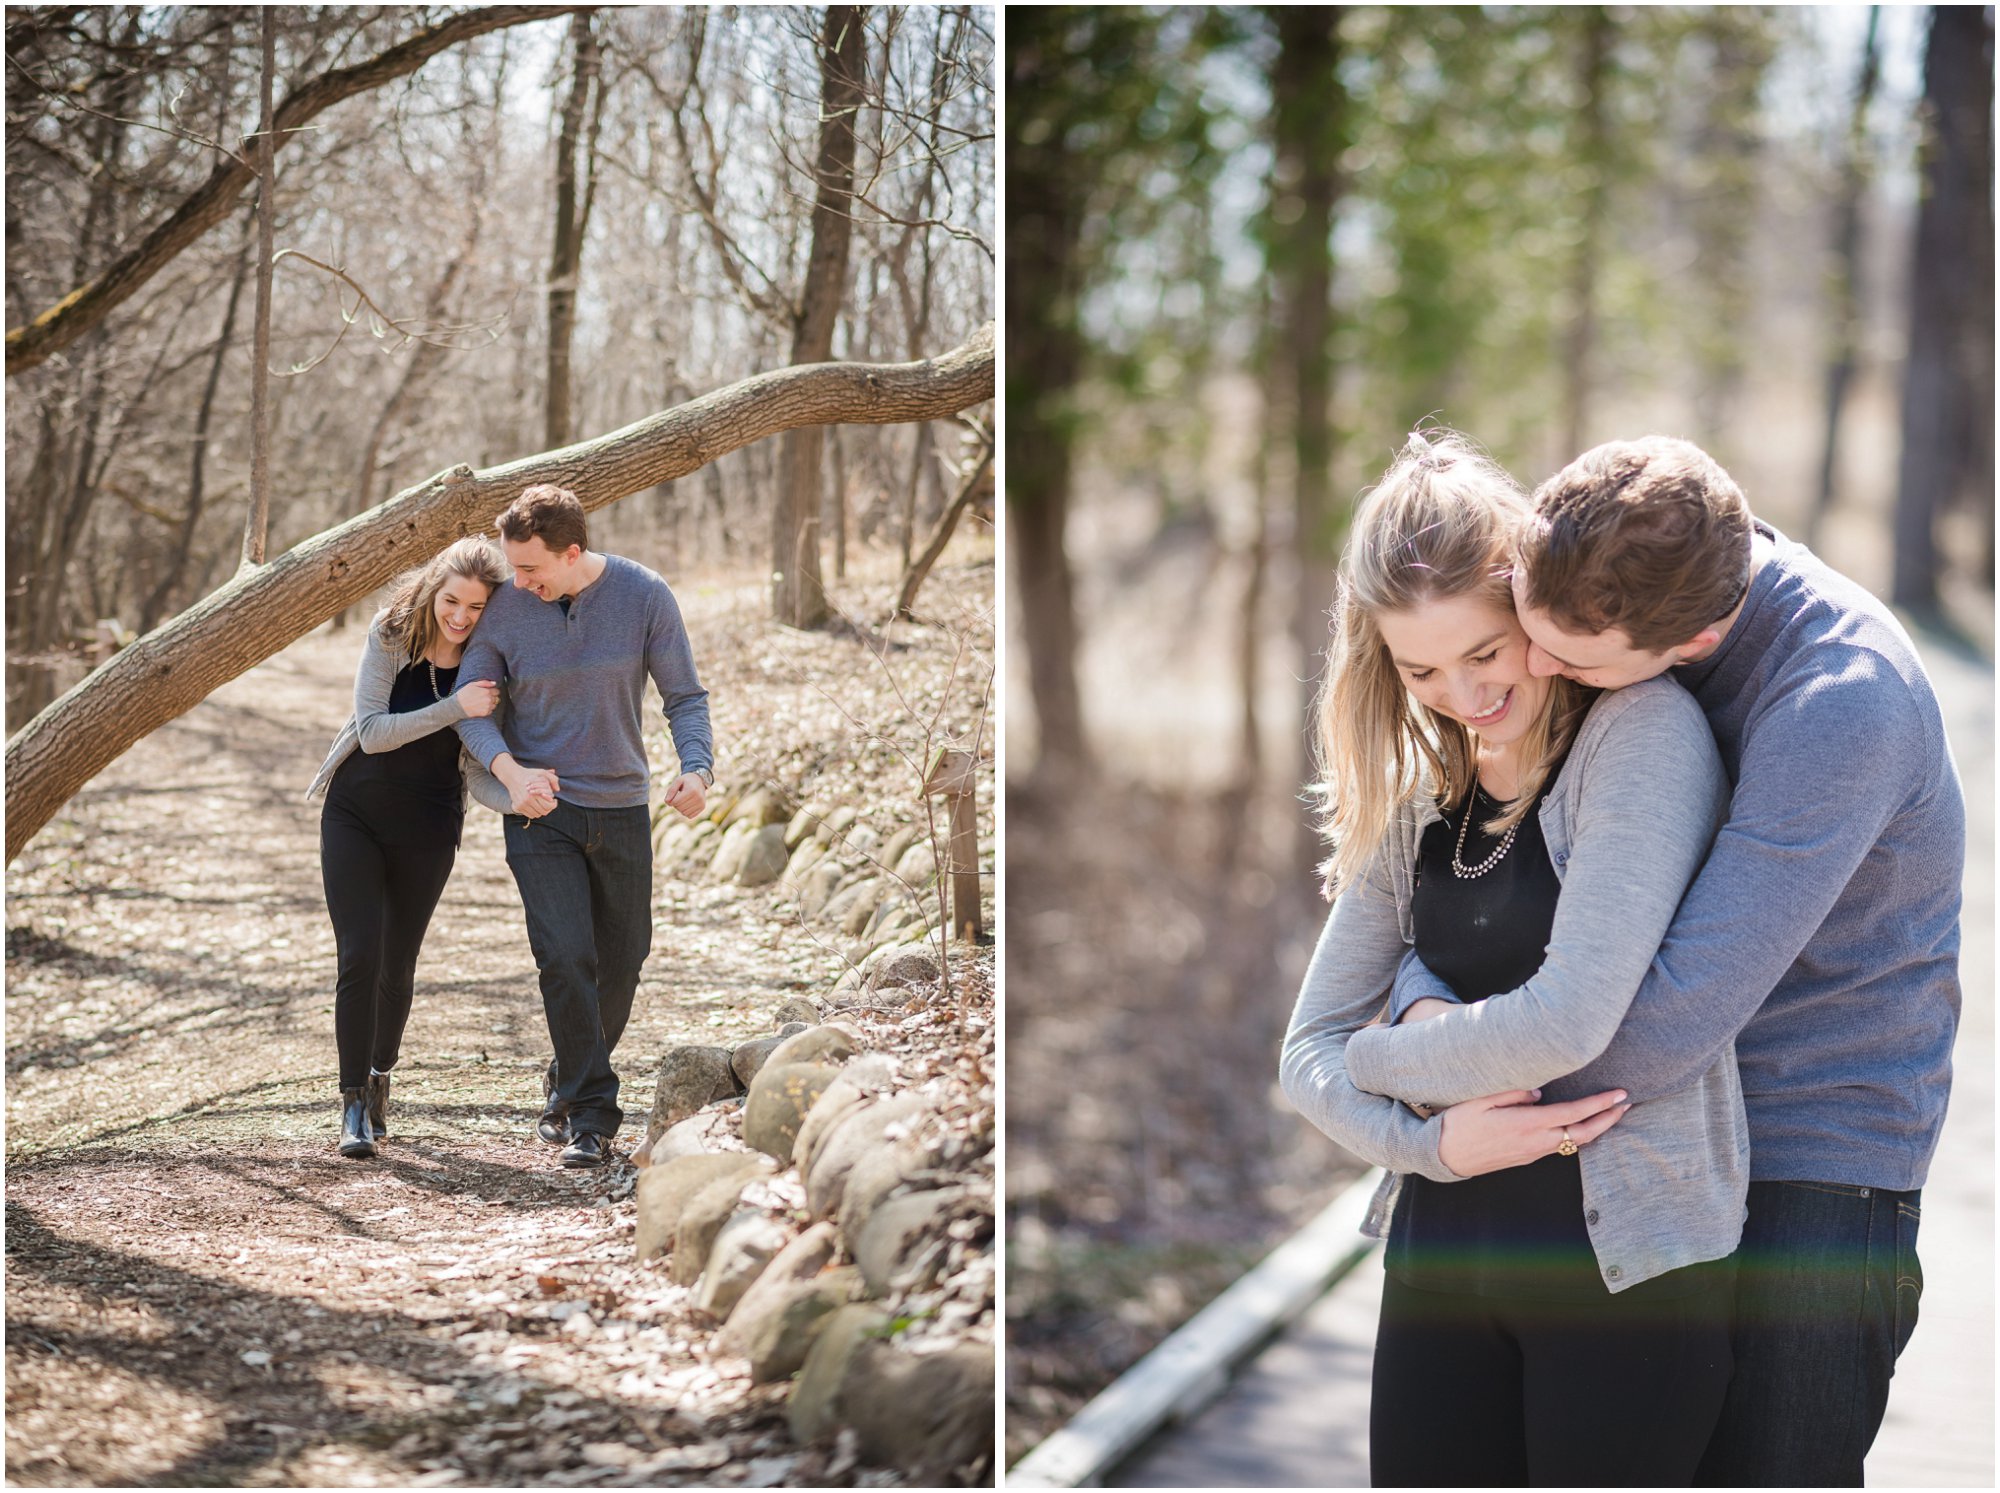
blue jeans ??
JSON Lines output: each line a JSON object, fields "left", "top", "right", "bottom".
{"left": 1695, "top": 1179, "right": 1923, "bottom": 1487}
{"left": 503, "top": 801, "right": 653, "bottom": 1140}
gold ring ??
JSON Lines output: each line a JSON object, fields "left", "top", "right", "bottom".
{"left": 1556, "top": 1128, "right": 1579, "bottom": 1157}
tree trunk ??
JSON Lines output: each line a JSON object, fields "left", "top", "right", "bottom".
{"left": 1687, "top": 13, "right": 1772, "bottom": 462}
{"left": 1810, "top": 6, "right": 1882, "bottom": 549}
{"left": 140, "top": 225, "right": 256, "bottom": 633}
{"left": 1241, "top": 286, "right": 1278, "bottom": 790}
{"left": 6, "top": 326, "right": 993, "bottom": 861}
{"left": 545, "top": 10, "right": 600, "bottom": 450}
{"left": 829, "top": 423, "right": 849, "bottom": 580}
{"left": 1893, "top": 5, "right": 1994, "bottom": 613}
{"left": 1010, "top": 460, "right": 1085, "bottom": 768}
{"left": 771, "top": 4, "right": 867, "bottom": 629}
{"left": 901, "top": 420, "right": 933, "bottom": 568}
{"left": 11, "top": 8, "right": 143, "bottom": 679}
{"left": 6, "top": 6, "right": 582, "bottom": 379}
{"left": 5, "top": 403, "right": 67, "bottom": 718}
{"left": 1005, "top": 20, "right": 1093, "bottom": 771}
{"left": 1272, "top": 7, "right": 1342, "bottom": 876}
{"left": 1560, "top": 7, "right": 1613, "bottom": 461}
{"left": 894, "top": 441, "right": 992, "bottom": 621}
{"left": 241, "top": 10, "right": 277, "bottom": 569}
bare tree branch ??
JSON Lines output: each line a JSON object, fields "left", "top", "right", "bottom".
{"left": 5, "top": 50, "right": 251, "bottom": 168}
{"left": 267, "top": 251, "right": 511, "bottom": 376}
{"left": 6, "top": 5, "right": 584, "bottom": 378}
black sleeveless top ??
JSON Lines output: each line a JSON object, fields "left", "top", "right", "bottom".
{"left": 325, "top": 660, "right": 465, "bottom": 848}
{"left": 1384, "top": 770, "right": 1717, "bottom": 1301}
{"left": 1385, "top": 769, "right": 1610, "bottom": 1299}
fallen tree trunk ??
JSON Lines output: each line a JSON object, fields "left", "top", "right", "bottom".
{"left": 6, "top": 324, "right": 994, "bottom": 861}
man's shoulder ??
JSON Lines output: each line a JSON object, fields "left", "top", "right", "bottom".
{"left": 1737, "top": 532, "right": 1938, "bottom": 713}
{"left": 600, "top": 552, "right": 677, "bottom": 602}
{"left": 478, "top": 580, "right": 540, "bottom": 627}
{"left": 602, "top": 551, "right": 667, "bottom": 584}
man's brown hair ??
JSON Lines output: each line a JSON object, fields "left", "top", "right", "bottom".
{"left": 497, "top": 484, "right": 589, "bottom": 555}
{"left": 1518, "top": 436, "right": 1753, "bottom": 652}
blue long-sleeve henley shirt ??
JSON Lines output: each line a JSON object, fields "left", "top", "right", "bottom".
{"left": 454, "top": 553, "right": 713, "bottom": 810}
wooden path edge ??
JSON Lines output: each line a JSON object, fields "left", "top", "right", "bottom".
{"left": 1008, "top": 1168, "right": 1386, "bottom": 1488}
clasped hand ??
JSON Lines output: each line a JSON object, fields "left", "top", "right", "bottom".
{"left": 507, "top": 767, "right": 561, "bottom": 819}
{"left": 457, "top": 679, "right": 501, "bottom": 718}
{"left": 1436, "top": 1087, "right": 1631, "bottom": 1177}
{"left": 1391, "top": 992, "right": 1631, "bottom": 1176}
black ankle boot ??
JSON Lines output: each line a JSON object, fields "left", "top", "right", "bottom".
{"left": 339, "top": 1087, "right": 376, "bottom": 1159}
{"left": 365, "top": 1069, "right": 391, "bottom": 1139}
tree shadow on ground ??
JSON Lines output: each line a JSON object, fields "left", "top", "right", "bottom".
{"left": 5, "top": 1199, "right": 741, "bottom": 1487}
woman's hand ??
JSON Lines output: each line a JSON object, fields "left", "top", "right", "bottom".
{"left": 1435, "top": 1087, "right": 1631, "bottom": 1177}
{"left": 459, "top": 679, "right": 500, "bottom": 718}
{"left": 459, "top": 679, "right": 501, "bottom": 718}
{"left": 495, "top": 756, "right": 559, "bottom": 818}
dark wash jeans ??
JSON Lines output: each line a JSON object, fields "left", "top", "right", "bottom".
{"left": 1695, "top": 1179, "right": 1923, "bottom": 1487}
{"left": 503, "top": 800, "right": 653, "bottom": 1140}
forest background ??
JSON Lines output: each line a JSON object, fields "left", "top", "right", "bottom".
{"left": 6, "top": 4, "right": 994, "bottom": 732}
{"left": 1005, "top": 3, "right": 1993, "bottom": 1466}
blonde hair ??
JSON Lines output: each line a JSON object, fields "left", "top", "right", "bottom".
{"left": 1312, "top": 429, "right": 1593, "bottom": 896}
{"left": 379, "top": 536, "right": 507, "bottom": 663}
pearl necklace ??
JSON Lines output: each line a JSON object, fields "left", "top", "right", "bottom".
{"left": 1451, "top": 783, "right": 1519, "bottom": 878}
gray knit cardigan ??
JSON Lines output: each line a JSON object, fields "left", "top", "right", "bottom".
{"left": 1280, "top": 676, "right": 1747, "bottom": 1292}
{"left": 305, "top": 616, "right": 511, "bottom": 815}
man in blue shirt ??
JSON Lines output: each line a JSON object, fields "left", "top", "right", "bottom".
{"left": 1385, "top": 436, "right": 1962, "bottom": 1484}
{"left": 456, "top": 485, "right": 714, "bottom": 1168}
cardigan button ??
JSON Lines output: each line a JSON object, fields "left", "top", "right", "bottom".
{"left": 1606, "top": 1265, "right": 1622, "bottom": 1280}
{"left": 1585, "top": 1209, "right": 1600, "bottom": 1226}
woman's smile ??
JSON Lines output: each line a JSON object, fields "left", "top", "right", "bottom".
{"left": 1374, "top": 595, "right": 1549, "bottom": 751}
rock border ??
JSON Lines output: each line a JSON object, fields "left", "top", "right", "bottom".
{"left": 632, "top": 999, "right": 994, "bottom": 1482}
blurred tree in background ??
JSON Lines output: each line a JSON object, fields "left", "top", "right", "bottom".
{"left": 1006, "top": 5, "right": 1235, "bottom": 770}
{"left": 1894, "top": 3, "right": 1994, "bottom": 614}
{"left": 1005, "top": 3, "right": 1993, "bottom": 1466}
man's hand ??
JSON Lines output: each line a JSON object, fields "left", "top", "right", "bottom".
{"left": 1435, "top": 1087, "right": 1631, "bottom": 1178}
{"left": 495, "top": 755, "right": 560, "bottom": 819}
{"left": 1399, "top": 997, "right": 1459, "bottom": 1025}
{"left": 662, "top": 773, "right": 707, "bottom": 820}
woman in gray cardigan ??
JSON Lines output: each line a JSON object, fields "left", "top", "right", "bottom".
{"left": 306, "top": 537, "right": 540, "bottom": 1158}
{"left": 1280, "top": 431, "right": 1746, "bottom": 1486}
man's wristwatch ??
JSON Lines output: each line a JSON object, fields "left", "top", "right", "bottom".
{"left": 691, "top": 767, "right": 714, "bottom": 788}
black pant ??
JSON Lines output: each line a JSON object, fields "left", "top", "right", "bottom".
{"left": 1371, "top": 1270, "right": 1734, "bottom": 1487}
{"left": 321, "top": 804, "right": 457, "bottom": 1091}
{"left": 502, "top": 801, "right": 652, "bottom": 1139}
{"left": 1695, "top": 1180, "right": 1923, "bottom": 1487}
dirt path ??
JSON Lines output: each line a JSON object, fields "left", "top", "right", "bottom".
{"left": 6, "top": 559, "right": 995, "bottom": 1487}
